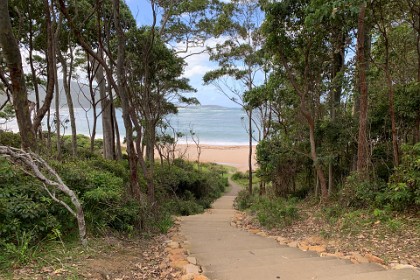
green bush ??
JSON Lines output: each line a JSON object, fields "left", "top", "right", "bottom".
{"left": 250, "top": 197, "right": 299, "bottom": 229}
{"left": 376, "top": 143, "right": 420, "bottom": 211}
{"left": 0, "top": 131, "right": 21, "bottom": 148}
{"left": 233, "top": 189, "right": 256, "bottom": 210}
{"left": 231, "top": 171, "right": 248, "bottom": 181}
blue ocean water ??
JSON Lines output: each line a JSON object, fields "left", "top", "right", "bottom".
{"left": 1, "top": 105, "right": 256, "bottom": 146}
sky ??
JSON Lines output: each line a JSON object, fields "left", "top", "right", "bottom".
{"left": 125, "top": 0, "right": 241, "bottom": 108}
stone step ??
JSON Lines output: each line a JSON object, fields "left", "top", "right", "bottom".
{"left": 322, "top": 268, "right": 420, "bottom": 280}
{"left": 193, "top": 247, "right": 326, "bottom": 266}
{"left": 204, "top": 261, "right": 386, "bottom": 280}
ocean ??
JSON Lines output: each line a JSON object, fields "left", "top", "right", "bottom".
{"left": 1, "top": 105, "right": 257, "bottom": 146}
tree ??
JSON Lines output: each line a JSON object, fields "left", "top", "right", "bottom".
{"left": 0, "top": 0, "right": 36, "bottom": 150}
{"left": 204, "top": 0, "right": 264, "bottom": 195}
{"left": 356, "top": 1, "right": 370, "bottom": 176}
{"left": 261, "top": 0, "right": 331, "bottom": 199}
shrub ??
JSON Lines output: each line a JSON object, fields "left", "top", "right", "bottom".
{"left": 377, "top": 143, "right": 420, "bottom": 211}
{"left": 250, "top": 197, "right": 299, "bottom": 229}
{"left": 0, "top": 131, "right": 21, "bottom": 148}
{"left": 233, "top": 189, "right": 256, "bottom": 210}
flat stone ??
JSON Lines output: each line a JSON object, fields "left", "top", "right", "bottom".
{"left": 364, "top": 253, "right": 385, "bottom": 265}
{"left": 193, "top": 275, "right": 209, "bottom": 280}
{"left": 183, "top": 264, "right": 200, "bottom": 274}
{"left": 298, "top": 242, "right": 309, "bottom": 251}
{"left": 350, "top": 252, "right": 369, "bottom": 264}
{"left": 168, "top": 241, "right": 180, "bottom": 249}
{"left": 390, "top": 263, "right": 417, "bottom": 270}
{"left": 287, "top": 241, "right": 298, "bottom": 248}
{"left": 256, "top": 231, "right": 268, "bottom": 237}
{"left": 308, "top": 245, "right": 326, "bottom": 253}
{"left": 276, "top": 237, "right": 289, "bottom": 244}
{"left": 181, "top": 274, "right": 194, "bottom": 280}
{"left": 187, "top": 256, "right": 197, "bottom": 265}
{"left": 171, "top": 260, "right": 189, "bottom": 270}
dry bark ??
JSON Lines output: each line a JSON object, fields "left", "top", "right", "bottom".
{"left": 356, "top": 3, "right": 370, "bottom": 176}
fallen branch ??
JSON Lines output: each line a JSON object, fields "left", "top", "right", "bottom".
{"left": 0, "top": 145, "right": 87, "bottom": 246}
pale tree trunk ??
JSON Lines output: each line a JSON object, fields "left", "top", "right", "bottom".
{"left": 95, "top": 50, "right": 115, "bottom": 160}
{"left": 57, "top": 50, "right": 77, "bottom": 157}
{"left": 356, "top": 2, "right": 370, "bottom": 176}
{"left": 0, "top": 0, "right": 36, "bottom": 151}
{"left": 112, "top": 0, "right": 141, "bottom": 200}
{"left": 0, "top": 146, "right": 87, "bottom": 246}
{"left": 32, "top": 0, "right": 55, "bottom": 135}
{"left": 248, "top": 109, "right": 253, "bottom": 195}
{"left": 52, "top": 4, "right": 62, "bottom": 159}
{"left": 57, "top": 0, "right": 140, "bottom": 198}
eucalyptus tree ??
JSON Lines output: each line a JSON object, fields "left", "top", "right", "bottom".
{"left": 57, "top": 0, "right": 142, "bottom": 199}
{"left": 126, "top": 27, "right": 196, "bottom": 203}
{"left": 261, "top": 0, "right": 333, "bottom": 199}
{"left": 0, "top": 0, "right": 36, "bottom": 150}
{"left": 204, "top": 0, "right": 265, "bottom": 195}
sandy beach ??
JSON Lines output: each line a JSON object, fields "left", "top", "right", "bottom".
{"left": 173, "top": 144, "right": 257, "bottom": 172}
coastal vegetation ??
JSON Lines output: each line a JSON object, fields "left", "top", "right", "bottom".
{"left": 1, "top": 0, "right": 420, "bottom": 276}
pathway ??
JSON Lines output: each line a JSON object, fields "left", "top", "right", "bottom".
{"left": 180, "top": 180, "right": 420, "bottom": 280}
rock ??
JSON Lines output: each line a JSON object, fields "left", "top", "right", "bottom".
{"left": 350, "top": 252, "right": 369, "bottom": 264}
{"left": 308, "top": 245, "right": 326, "bottom": 253}
{"left": 171, "top": 260, "right": 189, "bottom": 270}
{"left": 181, "top": 274, "right": 194, "bottom": 280}
{"left": 390, "top": 263, "right": 417, "bottom": 270}
{"left": 364, "top": 253, "right": 385, "bottom": 265}
{"left": 183, "top": 264, "right": 200, "bottom": 275}
{"left": 298, "top": 242, "right": 309, "bottom": 251}
{"left": 168, "top": 241, "right": 180, "bottom": 249}
{"left": 187, "top": 256, "right": 197, "bottom": 265}
{"left": 288, "top": 241, "right": 298, "bottom": 248}
{"left": 193, "top": 275, "right": 209, "bottom": 280}
{"left": 276, "top": 237, "right": 289, "bottom": 244}
{"left": 249, "top": 229, "right": 260, "bottom": 234}
{"left": 307, "top": 236, "right": 325, "bottom": 245}
{"left": 256, "top": 231, "right": 268, "bottom": 237}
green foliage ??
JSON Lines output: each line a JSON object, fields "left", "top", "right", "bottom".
{"left": 377, "top": 144, "right": 420, "bottom": 211}
{"left": 250, "top": 197, "right": 300, "bottom": 229}
{"left": 0, "top": 131, "right": 21, "bottom": 148}
{"left": 233, "top": 189, "right": 256, "bottom": 210}
{"left": 155, "top": 160, "right": 228, "bottom": 211}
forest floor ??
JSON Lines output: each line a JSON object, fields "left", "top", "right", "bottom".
{"left": 5, "top": 234, "right": 181, "bottom": 280}
{"left": 232, "top": 202, "right": 420, "bottom": 270}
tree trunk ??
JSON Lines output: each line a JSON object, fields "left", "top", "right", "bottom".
{"left": 329, "top": 29, "right": 345, "bottom": 195}
{"left": 95, "top": 51, "right": 115, "bottom": 160}
{"left": 248, "top": 109, "right": 253, "bottom": 195}
{"left": 308, "top": 115, "right": 328, "bottom": 199}
{"left": 145, "top": 120, "right": 156, "bottom": 203}
{"left": 0, "top": 0, "right": 36, "bottom": 151}
{"left": 356, "top": 3, "right": 370, "bottom": 176}
{"left": 112, "top": 0, "right": 140, "bottom": 200}
{"left": 57, "top": 51, "right": 77, "bottom": 157}
{"left": 32, "top": 0, "right": 55, "bottom": 134}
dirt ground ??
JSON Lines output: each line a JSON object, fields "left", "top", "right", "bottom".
{"left": 9, "top": 235, "right": 181, "bottom": 280}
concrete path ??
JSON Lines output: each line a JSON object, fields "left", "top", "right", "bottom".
{"left": 180, "top": 180, "right": 420, "bottom": 280}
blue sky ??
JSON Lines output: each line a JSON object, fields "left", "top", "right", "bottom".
{"left": 125, "top": 0, "right": 241, "bottom": 108}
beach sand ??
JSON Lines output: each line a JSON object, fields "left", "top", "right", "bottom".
{"left": 173, "top": 144, "right": 257, "bottom": 172}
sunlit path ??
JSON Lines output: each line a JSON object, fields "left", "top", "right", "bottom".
{"left": 180, "top": 180, "right": 420, "bottom": 280}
